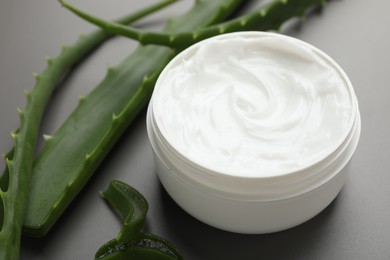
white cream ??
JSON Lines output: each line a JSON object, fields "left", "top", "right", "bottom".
{"left": 152, "top": 32, "right": 353, "bottom": 177}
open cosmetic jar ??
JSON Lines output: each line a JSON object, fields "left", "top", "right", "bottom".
{"left": 147, "top": 32, "right": 361, "bottom": 234}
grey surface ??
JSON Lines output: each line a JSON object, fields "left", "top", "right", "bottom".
{"left": 0, "top": 0, "right": 389, "bottom": 259}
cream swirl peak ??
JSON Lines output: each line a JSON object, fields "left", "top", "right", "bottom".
{"left": 152, "top": 32, "right": 354, "bottom": 177}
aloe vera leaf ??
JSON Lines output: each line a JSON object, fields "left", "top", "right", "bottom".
{"left": 0, "top": 0, "right": 178, "bottom": 192}
{"left": 96, "top": 233, "right": 183, "bottom": 260}
{"left": 0, "top": 1, "right": 177, "bottom": 258}
{"left": 100, "top": 180, "right": 148, "bottom": 242}
{"left": 61, "top": 0, "right": 327, "bottom": 49}
{"left": 96, "top": 181, "right": 182, "bottom": 260}
{"left": 23, "top": 0, "right": 243, "bottom": 237}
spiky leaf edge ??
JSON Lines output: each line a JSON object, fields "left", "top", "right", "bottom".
{"left": 0, "top": 1, "right": 179, "bottom": 258}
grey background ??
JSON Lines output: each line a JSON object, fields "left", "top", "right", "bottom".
{"left": 0, "top": 0, "right": 389, "bottom": 259}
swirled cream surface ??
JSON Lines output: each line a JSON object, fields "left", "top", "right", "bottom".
{"left": 152, "top": 32, "right": 353, "bottom": 177}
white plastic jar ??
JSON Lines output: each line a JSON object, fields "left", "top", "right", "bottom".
{"left": 147, "top": 32, "right": 361, "bottom": 234}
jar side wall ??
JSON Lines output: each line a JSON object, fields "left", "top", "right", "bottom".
{"left": 153, "top": 145, "right": 348, "bottom": 234}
